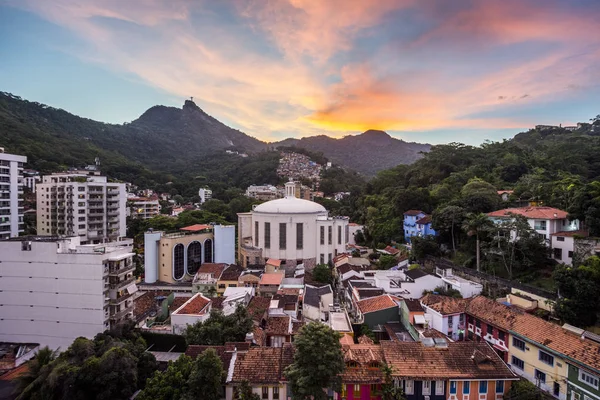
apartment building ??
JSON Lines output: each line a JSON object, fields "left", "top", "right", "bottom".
{"left": 128, "top": 197, "right": 160, "bottom": 220}
{"left": 0, "top": 236, "right": 136, "bottom": 350}
{"left": 198, "top": 187, "right": 212, "bottom": 204}
{"left": 36, "top": 173, "right": 126, "bottom": 244}
{"left": 0, "top": 149, "right": 26, "bottom": 239}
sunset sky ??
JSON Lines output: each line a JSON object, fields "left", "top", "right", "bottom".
{"left": 1, "top": 0, "right": 599, "bottom": 144}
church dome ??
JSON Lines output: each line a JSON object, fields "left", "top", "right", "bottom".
{"left": 253, "top": 196, "right": 327, "bottom": 214}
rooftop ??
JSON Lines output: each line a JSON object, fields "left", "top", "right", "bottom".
{"left": 266, "top": 258, "right": 282, "bottom": 267}
{"left": 220, "top": 264, "right": 244, "bottom": 281}
{"left": 420, "top": 294, "right": 470, "bottom": 315}
{"left": 341, "top": 344, "right": 385, "bottom": 383}
{"left": 197, "top": 263, "right": 227, "bottom": 278}
{"left": 253, "top": 196, "right": 327, "bottom": 214}
{"left": 264, "top": 316, "right": 292, "bottom": 336}
{"left": 356, "top": 294, "right": 399, "bottom": 314}
{"left": 259, "top": 272, "right": 285, "bottom": 286}
{"left": 247, "top": 296, "right": 271, "bottom": 322}
{"left": 382, "top": 341, "right": 517, "bottom": 380}
{"left": 416, "top": 215, "right": 432, "bottom": 225}
{"left": 404, "top": 210, "right": 424, "bottom": 216}
{"left": 231, "top": 346, "right": 294, "bottom": 384}
{"left": 173, "top": 293, "right": 211, "bottom": 315}
{"left": 550, "top": 230, "right": 590, "bottom": 237}
{"left": 304, "top": 284, "right": 333, "bottom": 308}
{"left": 404, "top": 268, "right": 428, "bottom": 280}
{"left": 330, "top": 311, "right": 353, "bottom": 332}
{"left": 404, "top": 299, "right": 424, "bottom": 312}
{"left": 487, "top": 206, "right": 568, "bottom": 220}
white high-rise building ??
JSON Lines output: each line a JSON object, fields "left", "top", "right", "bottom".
{"left": 0, "top": 149, "right": 27, "bottom": 239}
{"left": 198, "top": 188, "right": 212, "bottom": 204}
{"left": 36, "top": 173, "right": 126, "bottom": 244}
{"left": 0, "top": 236, "right": 137, "bottom": 350}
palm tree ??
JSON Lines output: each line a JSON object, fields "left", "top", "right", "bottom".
{"left": 15, "top": 346, "right": 58, "bottom": 395}
{"left": 462, "top": 213, "right": 493, "bottom": 272}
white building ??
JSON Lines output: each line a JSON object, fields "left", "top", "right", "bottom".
{"left": 171, "top": 293, "right": 212, "bottom": 334}
{"left": 23, "top": 170, "right": 41, "bottom": 193}
{"left": 245, "top": 184, "right": 279, "bottom": 201}
{"left": 434, "top": 267, "right": 483, "bottom": 298}
{"left": 198, "top": 188, "right": 212, "bottom": 204}
{"left": 36, "top": 173, "right": 127, "bottom": 244}
{"left": 0, "top": 236, "right": 136, "bottom": 350}
{"left": 303, "top": 284, "right": 333, "bottom": 322}
{"left": 420, "top": 294, "right": 468, "bottom": 341}
{"left": 0, "top": 149, "right": 26, "bottom": 239}
{"left": 357, "top": 268, "right": 443, "bottom": 300}
{"left": 550, "top": 230, "right": 599, "bottom": 266}
{"left": 238, "top": 181, "right": 349, "bottom": 272}
{"left": 347, "top": 223, "right": 364, "bottom": 245}
{"left": 128, "top": 197, "right": 160, "bottom": 220}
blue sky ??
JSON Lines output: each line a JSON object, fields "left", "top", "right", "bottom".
{"left": 1, "top": 0, "right": 599, "bottom": 145}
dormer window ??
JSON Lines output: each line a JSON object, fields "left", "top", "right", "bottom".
{"left": 346, "top": 361, "right": 358, "bottom": 368}
{"left": 368, "top": 361, "right": 380, "bottom": 369}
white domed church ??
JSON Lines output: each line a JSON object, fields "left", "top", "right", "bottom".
{"left": 238, "top": 181, "right": 349, "bottom": 272}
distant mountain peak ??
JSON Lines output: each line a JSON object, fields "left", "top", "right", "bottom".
{"left": 183, "top": 99, "right": 201, "bottom": 112}
{"left": 361, "top": 129, "right": 390, "bottom": 138}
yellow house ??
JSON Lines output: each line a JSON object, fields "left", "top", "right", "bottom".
{"left": 466, "top": 296, "right": 600, "bottom": 400}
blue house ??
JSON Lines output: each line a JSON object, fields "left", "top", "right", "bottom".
{"left": 403, "top": 210, "right": 436, "bottom": 243}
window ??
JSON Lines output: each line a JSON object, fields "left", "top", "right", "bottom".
{"left": 328, "top": 226, "right": 332, "bottom": 244}
{"left": 487, "top": 324, "right": 494, "bottom": 335}
{"left": 423, "top": 381, "right": 431, "bottom": 395}
{"left": 262, "top": 386, "right": 268, "bottom": 399}
{"left": 255, "top": 221, "right": 259, "bottom": 247}
{"left": 579, "top": 370, "right": 600, "bottom": 389}
{"left": 573, "top": 393, "right": 581, "bottom": 400}
{"left": 554, "top": 382, "right": 560, "bottom": 396}
{"left": 320, "top": 226, "right": 325, "bottom": 245}
{"left": 535, "top": 369, "right": 546, "bottom": 383}
{"left": 320, "top": 254, "right": 324, "bottom": 264}
{"left": 463, "top": 381, "right": 470, "bottom": 394}
{"left": 204, "top": 239, "right": 213, "bottom": 263}
{"left": 450, "top": 381, "right": 457, "bottom": 394}
{"left": 435, "top": 380, "right": 444, "bottom": 395}
{"left": 187, "top": 241, "right": 202, "bottom": 274}
{"left": 405, "top": 380, "right": 414, "bottom": 395}
{"left": 568, "top": 251, "right": 574, "bottom": 258}
{"left": 328, "top": 253, "right": 332, "bottom": 263}
{"left": 370, "top": 384, "right": 378, "bottom": 393}
{"left": 21, "top": 241, "right": 31, "bottom": 251}
{"left": 476, "top": 320, "right": 481, "bottom": 328}
{"left": 173, "top": 244, "right": 185, "bottom": 280}
{"left": 78, "top": 217, "right": 85, "bottom": 221}
{"left": 539, "top": 350, "right": 554, "bottom": 366}
{"left": 354, "top": 384, "right": 360, "bottom": 395}
{"left": 557, "top": 236, "right": 565, "bottom": 242}
{"left": 346, "top": 361, "right": 358, "bottom": 368}
{"left": 265, "top": 222, "right": 271, "bottom": 249}
{"left": 496, "top": 381, "right": 504, "bottom": 394}
{"left": 535, "top": 220, "right": 547, "bottom": 231}
{"left": 279, "top": 223, "right": 287, "bottom": 250}
{"left": 553, "top": 248, "right": 563, "bottom": 260}
{"left": 273, "top": 386, "right": 280, "bottom": 400}
{"left": 512, "top": 356, "right": 524, "bottom": 370}
{"left": 479, "top": 381, "right": 488, "bottom": 394}
{"left": 499, "top": 331, "right": 506, "bottom": 341}
{"left": 296, "top": 223, "right": 303, "bottom": 249}
{"left": 512, "top": 337, "right": 525, "bottom": 351}
{"left": 338, "top": 225, "right": 342, "bottom": 245}
{"left": 78, "top": 224, "right": 85, "bottom": 229}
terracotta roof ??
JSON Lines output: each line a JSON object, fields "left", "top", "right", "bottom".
{"left": 277, "top": 288, "right": 301, "bottom": 296}
{"left": 333, "top": 253, "right": 350, "bottom": 263}
{"left": 420, "top": 294, "right": 470, "bottom": 315}
{"left": 550, "top": 230, "right": 589, "bottom": 237}
{"left": 0, "top": 363, "right": 29, "bottom": 381}
{"left": 252, "top": 326, "right": 267, "bottom": 346}
{"left": 381, "top": 341, "right": 517, "bottom": 379}
{"left": 225, "top": 342, "right": 251, "bottom": 352}
{"left": 421, "top": 329, "right": 449, "bottom": 340}
{"left": 211, "top": 296, "right": 226, "bottom": 310}
{"left": 340, "top": 334, "right": 355, "bottom": 345}
{"left": 383, "top": 246, "right": 400, "bottom": 255}
{"left": 174, "top": 294, "right": 211, "bottom": 315}
{"left": 497, "top": 190, "right": 514, "bottom": 195}
{"left": 265, "top": 316, "right": 292, "bottom": 336}
{"left": 220, "top": 264, "right": 244, "bottom": 281}
{"left": 133, "top": 291, "right": 157, "bottom": 321}
{"left": 247, "top": 296, "right": 271, "bottom": 322}
{"left": 231, "top": 346, "right": 294, "bottom": 383}
{"left": 169, "top": 296, "right": 193, "bottom": 313}
{"left": 358, "top": 335, "right": 375, "bottom": 345}
{"left": 404, "top": 299, "right": 424, "bottom": 312}
{"left": 356, "top": 294, "right": 398, "bottom": 314}
{"left": 266, "top": 258, "right": 282, "bottom": 267}
{"left": 404, "top": 210, "right": 424, "bottom": 216}
{"left": 198, "top": 263, "right": 228, "bottom": 279}
{"left": 487, "top": 206, "right": 568, "bottom": 220}
{"left": 292, "top": 321, "right": 304, "bottom": 335}
{"left": 341, "top": 344, "right": 385, "bottom": 383}
{"left": 416, "top": 215, "right": 432, "bottom": 225}
{"left": 180, "top": 224, "right": 212, "bottom": 231}
{"left": 349, "top": 223, "right": 361, "bottom": 226}
{"left": 467, "top": 296, "right": 600, "bottom": 373}
{"left": 259, "top": 272, "right": 285, "bottom": 286}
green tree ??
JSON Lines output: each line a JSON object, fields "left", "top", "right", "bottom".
{"left": 313, "top": 264, "right": 332, "bottom": 284}
{"left": 432, "top": 205, "right": 466, "bottom": 256}
{"left": 183, "top": 348, "right": 224, "bottom": 400}
{"left": 137, "top": 355, "right": 194, "bottom": 400}
{"left": 184, "top": 304, "right": 253, "bottom": 346}
{"left": 411, "top": 236, "right": 440, "bottom": 260}
{"left": 462, "top": 213, "right": 493, "bottom": 272}
{"left": 379, "top": 254, "right": 398, "bottom": 270}
{"left": 553, "top": 256, "right": 600, "bottom": 328}
{"left": 285, "top": 322, "right": 345, "bottom": 400}
{"left": 380, "top": 364, "right": 405, "bottom": 400}
{"left": 460, "top": 178, "right": 500, "bottom": 213}
{"left": 14, "top": 346, "right": 58, "bottom": 395}
{"left": 237, "top": 380, "right": 261, "bottom": 400}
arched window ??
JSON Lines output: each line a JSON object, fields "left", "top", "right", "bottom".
{"left": 187, "top": 241, "right": 202, "bottom": 275}
{"left": 173, "top": 244, "right": 185, "bottom": 280}
{"left": 204, "top": 239, "right": 213, "bottom": 263}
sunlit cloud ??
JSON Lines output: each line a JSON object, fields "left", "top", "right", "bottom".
{"left": 4, "top": 0, "right": 600, "bottom": 143}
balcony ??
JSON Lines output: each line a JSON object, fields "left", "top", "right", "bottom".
{"left": 109, "top": 307, "right": 132, "bottom": 320}
{"left": 109, "top": 276, "right": 136, "bottom": 290}
{"left": 108, "top": 262, "right": 135, "bottom": 276}
{"left": 110, "top": 291, "right": 134, "bottom": 305}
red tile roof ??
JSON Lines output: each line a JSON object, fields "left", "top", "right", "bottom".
{"left": 265, "top": 316, "right": 292, "bottom": 336}
{"left": 551, "top": 230, "right": 589, "bottom": 237}
{"left": 266, "top": 258, "right": 281, "bottom": 267}
{"left": 487, "top": 206, "right": 568, "bottom": 220}
{"left": 382, "top": 341, "right": 517, "bottom": 379}
{"left": 220, "top": 264, "right": 244, "bottom": 281}
{"left": 341, "top": 344, "right": 385, "bottom": 383}
{"left": 0, "top": 363, "right": 29, "bottom": 381}
{"left": 174, "top": 294, "right": 211, "bottom": 315}
{"left": 404, "top": 209, "right": 424, "bottom": 216}
{"left": 260, "top": 272, "right": 285, "bottom": 286}
{"left": 416, "top": 215, "right": 432, "bottom": 225}
{"left": 383, "top": 246, "right": 400, "bottom": 255}
{"left": 420, "top": 294, "right": 470, "bottom": 315}
{"left": 231, "top": 346, "right": 294, "bottom": 384}
{"left": 247, "top": 296, "right": 271, "bottom": 323}
{"left": 356, "top": 294, "right": 398, "bottom": 314}
{"left": 198, "top": 263, "right": 227, "bottom": 278}
{"left": 466, "top": 296, "right": 600, "bottom": 372}
{"left": 180, "top": 224, "right": 212, "bottom": 231}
